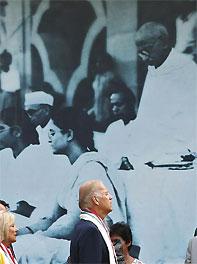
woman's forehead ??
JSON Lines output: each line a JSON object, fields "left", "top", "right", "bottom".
{"left": 48, "top": 120, "right": 60, "bottom": 131}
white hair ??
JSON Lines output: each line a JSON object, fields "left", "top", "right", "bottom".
{"left": 0, "top": 212, "right": 15, "bottom": 242}
{"left": 135, "top": 22, "right": 169, "bottom": 46}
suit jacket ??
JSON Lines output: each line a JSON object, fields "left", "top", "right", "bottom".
{"left": 185, "top": 236, "right": 197, "bottom": 263}
{"left": 70, "top": 219, "right": 110, "bottom": 263}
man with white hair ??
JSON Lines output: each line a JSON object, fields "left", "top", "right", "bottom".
{"left": 122, "top": 22, "right": 196, "bottom": 263}
{"left": 70, "top": 179, "right": 117, "bottom": 264}
{"left": 129, "top": 21, "right": 197, "bottom": 163}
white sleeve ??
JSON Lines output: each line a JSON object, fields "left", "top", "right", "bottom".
{"left": 185, "top": 239, "right": 192, "bottom": 263}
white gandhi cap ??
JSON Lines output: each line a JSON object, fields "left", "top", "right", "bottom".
{"left": 25, "top": 91, "right": 54, "bottom": 107}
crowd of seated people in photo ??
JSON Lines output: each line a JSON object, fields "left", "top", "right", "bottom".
{"left": 0, "top": 7, "right": 196, "bottom": 263}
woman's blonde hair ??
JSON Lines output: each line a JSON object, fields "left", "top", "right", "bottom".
{"left": 0, "top": 212, "right": 15, "bottom": 242}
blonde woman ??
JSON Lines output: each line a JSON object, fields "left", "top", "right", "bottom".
{"left": 0, "top": 212, "right": 18, "bottom": 264}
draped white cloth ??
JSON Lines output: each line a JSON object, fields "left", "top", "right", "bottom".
{"left": 80, "top": 211, "right": 117, "bottom": 264}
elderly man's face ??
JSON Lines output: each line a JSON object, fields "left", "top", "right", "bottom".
{"left": 136, "top": 39, "right": 165, "bottom": 67}
{"left": 95, "top": 182, "right": 113, "bottom": 215}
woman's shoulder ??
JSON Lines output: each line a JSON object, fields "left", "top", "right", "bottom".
{"left": 0, "top": 249, "right": 6, "bottom": 262}
{"left": 76, "top": 152, "right": 108, "bottom": 172}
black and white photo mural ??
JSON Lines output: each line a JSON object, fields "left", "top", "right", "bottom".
{"left": 0, "top": 0, "right": 196, "bottom": 263}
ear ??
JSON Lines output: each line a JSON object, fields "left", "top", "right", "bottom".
{"left": 11, "top": 126, "right": 22, "bottom": 138}
{"left": 92, "top": 195, "right": 99, "bottom": 206}
{"left": 67, "top": 129, "right": 74, "bottom": 142}
{"left": 158, "top": 36, "right": 169, "bottom": 49}
{"left": 127, "top": 241, "right": 131, "bottom": 248}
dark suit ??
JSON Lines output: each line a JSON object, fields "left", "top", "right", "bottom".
{"left": 70, "top": 219, "right": 110, "bottom": 263}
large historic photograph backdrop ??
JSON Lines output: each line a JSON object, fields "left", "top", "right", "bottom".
{"left": 0, "top": 0, "right": 196, "bottom": 263}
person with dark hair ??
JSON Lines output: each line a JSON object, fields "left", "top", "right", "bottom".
{"left": 0, "top": 106, "right": 39, "bottom": 211}
{"left": 16, "top": 107, "right": 128, "bottom": 263}
{"left": 105, "top": 78, "right": 136, "bottom": 125}
{"left": 0, "top": 105, "right": 66, "bottom": 230}
{"left": 0, "top": 200, "right": 10, "bottom": 212}
{"left": 95, "top": 78, "right": 136, "bottom": 170}
{"left": 50, "top": 106, "right": 95, "bottom": 152}
{"left": 0, "top": 107, "right": 39, "bottom": 158}
{"left": 110, "top": 222, "right": 144, "bottom": 264}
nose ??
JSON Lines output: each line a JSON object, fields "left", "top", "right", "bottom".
{"left": 138, "top": 53, "right": 149, "bottom": 62}
{"left": 112, "top": 105, "right": 119, "bottom": 114}
{"left": 48, "top": 131, "right": 52, "bottom": 141}
{"left": 109, "top": 193, "right": 112, "bottom": 200}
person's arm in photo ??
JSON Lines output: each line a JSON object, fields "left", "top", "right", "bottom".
{"left": 17, "top": 200, "right": 66, "bottom": 236}
{"left": 42, "top": 162, "right": 107, "bottom": 239}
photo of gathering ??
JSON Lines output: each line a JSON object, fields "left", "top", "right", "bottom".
{"left": 0, "top": 0, "right": 196, "bottom": 263}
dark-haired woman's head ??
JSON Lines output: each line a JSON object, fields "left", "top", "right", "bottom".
{"left": 49, "top": 107, "right": 95, "bottom": 156}
{"left": 110, "top": 222, "right": 133, "bottom": 251}
{"left": 0, "top": 107, "right": 39, "bottom": 155}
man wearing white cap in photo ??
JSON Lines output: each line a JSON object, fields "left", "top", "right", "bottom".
{"left": 25, "top": 91, "right": 54, "bottom": 152}
{"left": 3, "top": 91, "right": 69, "bottom": 225}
